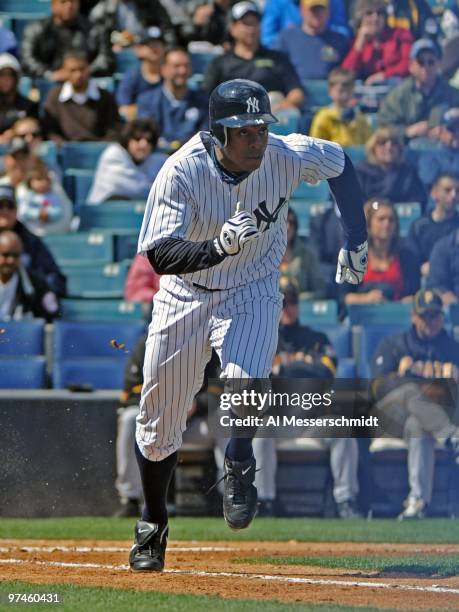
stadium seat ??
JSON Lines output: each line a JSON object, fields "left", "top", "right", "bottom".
{"left": 61, "top": 141, "right": 110, "bottom": 172}
{"left": 53, "top": 320, "right": 145, "bottom": 360}
{"left": 61, "top": 298, "right": 144, "bottom": 322}
{"left": 269, "top": 110, "right": 300, "bottom": 136}
{"left": 78, "top": 201, "right": 145, "bottom": 231}
{"left": 63, "top": 169, "right": 95, "bottom": 204}
{"left": 0, "top": 319, "right": 44, "bottom": 355}
{"left": 288, "top": 199, "right": 332, "bottom": 237}
{"left": 0, "top": 140, "right": 57, "bottom": 168}
{"left": 343, "top": 145, "right": 366, "bottom": 164}
{"left": 291, "top": 180, "right": 330, "bottom": 200}
{"left": 0, "top": 356, "right": 46, "bottom": 389}
{"left": 52, "top": 357, "right": 127, "bottom": 390}
{"left": 43, "top": 232, "right": 114, "bottom": 266}
{"left": 0, "top": 0, "right": 50, "bottom": 12}
{"left": 347, "top": 303, "right": 412, "bottom": 326}
{"left": 302, "top": 79, "right": 331, "bottom": 108}
{"left": 299, "top": 299, "right": 337, "bottom": 325}
{"left": 61, "top": 260, "right": 131, "bottom": 298}
{"left": 394, "top": 202, "right": 421, "bottom": 237}
{"left": 358, "top": 324, "right": 407, "bottom": 377}
{"left": 113, "top": 231, "right": 139, "bottom": 261}
{"left": 336, "top": 357, "right": 356, "bottom": 378}
{"left": 314, "top": 324, "right": 352, "bottom": 358}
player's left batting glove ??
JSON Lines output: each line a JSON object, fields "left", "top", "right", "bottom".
{"left": 335, "top": 240, "right": 368, "bottom": 285}
{"left": 214, "top": 210, "right": 260, "bottom": 256}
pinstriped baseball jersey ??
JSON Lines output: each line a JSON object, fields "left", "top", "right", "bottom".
{"left": 138, "top": 131, "right": 345, "bottom": 290}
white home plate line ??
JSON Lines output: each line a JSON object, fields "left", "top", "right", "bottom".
{"left": 0, "top": 558, "right": 459, "bottom": 595}
{"left": 0, "top": 546, "right": 234, "bottom": 554}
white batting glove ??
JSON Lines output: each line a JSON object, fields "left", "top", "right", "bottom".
{"left": 335, "top": 240, "right": 368, "bottom": 284}
{"left": 214, "top": 210, "right": 260, "bottom": 256}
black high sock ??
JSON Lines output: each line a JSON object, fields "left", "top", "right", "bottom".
{"left": 225, "top": 437, "right": 253, "bottom": 462}
{"left": 135, "top": 442, "right": 177, "bottom": 525}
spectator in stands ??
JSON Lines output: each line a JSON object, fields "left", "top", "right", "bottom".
{"left": 377, "top": 39, "right": 459, "bottom": 141}
{"left": 11, "top": 117, "right": 61, "bottom": 179}
{"left": 116, "top": 27, "right": 165, "bottom": 122}
{"left": 15, "top": 165, "right": 73, "bottom": 236}
{"left": 407, "top": 175, "right": 459, "bottom": 280}
{"left": 417, "top": 107, "right": 459, "bottom": 191}
{"left": 0, "top": 230, "right": 60, "bottom": 322}
{"left": 0, "top": 25, "right": 18, "bottom": 56}
{"left": 43, "top": 50, "right": 122, "bottom": 143}
{"left": 342, "top": 0, "right": 413, "bottom": 85}
{"left": 21, "top": 0, "right": 114, "bottom": 80}
{"left": 182, "top": 0, "right": 233, "bottom": 45}
{"left": 0, "top": 54, "right": 38, "bottom": 144}
{"left": 384, "top": 0, "right": 438, "bottom": 40}
{"left": 279, "top": 208, "right": 326, "bottom": 298}
{"left": 355, "top": 127, "right": 427, "bottom": 209}
{"left": 137, "top": 48, "right": 208, "bottom": 151}
{"left": 89, "top": 0, "right": 176, "bottom": 49}
{"left": 0, "top": 185, "right": 66, "bottom": 297}
{"left": 0, "top": 137, "right": 42, "bottom": 188}
{"left": 371, "top": 288, "right": 459, "bottom": 519}
{"left": 342, "top": 198, "right": 420, "bottom": 307}
{"left": 124, "top": 253, "right": 160, "bottom": 304}
{"left": 203, "top": 2, "right": 304, "bottom": 113}
{"left": 87, "top": 119, "right": 167, "bottom": 203}
{"left": 427, "top": 228, "right": 459, "bottom": 305}
{"left": 272, "top": 281, "right": 362, "bottom": 519}
{"left": 309, "top": 67, "right": 372, "bottom": 145}
{"left": 276, "top": 0, "right": 350, "bottom": 82}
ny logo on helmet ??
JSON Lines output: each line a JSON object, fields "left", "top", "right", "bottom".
{"left": 246, "top": 97, "right": 260, "bottom": 113}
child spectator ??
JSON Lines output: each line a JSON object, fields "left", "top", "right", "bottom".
{"left": 16, "top": 165, "right": 73, "bottom": 236}
{"left": 309, "top": 68, "right": 372, "bottom": 145}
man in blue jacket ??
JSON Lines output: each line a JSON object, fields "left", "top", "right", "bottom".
{"left": 371, "top": 288, "right": 459, "bottom": 519}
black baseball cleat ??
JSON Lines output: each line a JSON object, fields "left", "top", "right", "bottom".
{"left": 129, "top": 520, "right": 168, "bottom": 572}
{"left": 222, "top": 455, "right": 258, "bottom": 530}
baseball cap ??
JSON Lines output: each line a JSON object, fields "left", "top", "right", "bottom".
{"left": 231, "top": 1, "right": 261, "bottom": 21}
{"left": 138, "top": 26, "right": 165, "bottom": 44}
{"left": 0, "top": 185, "right": 16, "bottom": 204}
{"left": 0, "top": 52, "right": 21, "bottom": 75}
{"left": 410, "top": 38, "right": 441, "bottom": 61}
{"left": 428, "top": 106, "right": 459, "bottom": 130}
{"left": 301, "top": 0, "right": 329, "bottom": 8}
{"left": 413, "top": 289, "right": 443, "bottom": 315}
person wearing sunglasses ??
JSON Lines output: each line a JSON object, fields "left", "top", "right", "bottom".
{"left": 370, "top": 288, "right": 459, "bottom": 519}
{"left": 378, "top": 38, "right": 459, "bottom": 141}
{"left": 0, "top": 228, "right": 59, "bottom": 321}
{"left": 342, "top": 0, "right": 413, "bottom": 86}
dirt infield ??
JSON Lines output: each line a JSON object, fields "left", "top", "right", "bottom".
{"left": 1, "top": 539, "right": 459, "bottom": 609}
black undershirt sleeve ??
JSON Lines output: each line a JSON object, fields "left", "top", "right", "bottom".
{"left": 327, "top": 153, "right": 367, "bottom": 249}
{"left": 147, "top": 237, "right": 227, "bottom": 275}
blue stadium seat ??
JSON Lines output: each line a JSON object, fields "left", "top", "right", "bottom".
{"left": 61, "top": 261, "right": 131, "bottom": 298}
{"left": 78, "top": 202, "right": 145, "bottom": 231}
{"left": 53, "top": 358, "right": 126, "bottom": 390}
{"left": 113, "top": 231, "right": 139, "bottom": 261}
{"left": 336, "top": 357, "right": 356, "bottom": 378}
{"left": 291, "top": 180, "right": 330, "bottom": 200}
{"left": 0, "top": 319, "right": 44, "bottom": 355}
{"left": 314, "top": 324, "right": 352, "bottom": 358}
{"left": 299, "top": 299, "right": 337, "bottom": 325}
{"left": 63, "top": 169, "right": 95, "bottom": 203}
{"left": 61, "top": 299, "right": 144, "bottom": 322}
{"left": 302, "top": 79, "right": 331, "bottom": 108}
{"left": 0, "top": 0, "right": 50, "bottom": 12}
{"left": 288, "top": 199, "right": 332, "bottom": 236}
{"left": 269, "top": 110, "right": 300, "bottom": 136}
{"left": 0, "top": 356, "right": 46, "bottom": 389}
{"left": 43, "top": 232, "right": 114, "bottom": 266}
{"left": 358, "top": 324, "right": 407, "bottom": 377}
{"left": 347, "top": 303, "right": 413, "bottom": 326}
{"left": 0, "top": 140, "right": 57, "bottom": 169}
{"left": 0, "top": 14, "right": 11, "bottom": 28}
{"left": 53, "top": 320, "right": 145, "bottom": 360}
{"left": 343, "top": 145, "right": 366, "bottom": 164}
{"left": 61, "top": 141, "right": 109, "bottom": 172}
{"left": 394, "top": 202, "right": 422, "bottom": 237}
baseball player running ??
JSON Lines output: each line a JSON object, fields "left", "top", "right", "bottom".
{"left": 129, "top": 79, "right": 368, "bottom": 572}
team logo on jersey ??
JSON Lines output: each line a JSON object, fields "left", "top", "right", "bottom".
{"left": 246, "top": 97, "right": 260, "bottom": 113}
{"left": 253, "top": 197, "right": 287, "bottom": 232}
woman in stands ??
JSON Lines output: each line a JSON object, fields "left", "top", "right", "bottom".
{"left": 342, "top": 198, "right": 420, "bottom": 307}
{"left": 355, "top": 126, "right": 427, "bottom": 210}
{"left": 87, "top": 118, "right": 167, "bottom": 204}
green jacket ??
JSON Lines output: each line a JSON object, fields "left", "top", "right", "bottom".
{"left": 377, "top": 75, "right": 459, "bottom": 132}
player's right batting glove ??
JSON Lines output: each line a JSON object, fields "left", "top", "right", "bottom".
{"left": 214, "top": 210, "right": 260, "bottom": 256}
{"left": 335, "top": 240, "right": 368, "bottom": 284}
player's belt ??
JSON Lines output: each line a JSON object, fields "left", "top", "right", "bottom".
{"left": 192, "top": 282, "right": 220, "bottom": 292}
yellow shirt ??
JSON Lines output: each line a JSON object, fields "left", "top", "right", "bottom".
{"left": 309, "top": 106, "right": 372, "bottom": 146}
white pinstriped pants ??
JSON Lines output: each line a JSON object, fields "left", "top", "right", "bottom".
{"left": 136, "top": 273, "right": 282, "bottom": 461}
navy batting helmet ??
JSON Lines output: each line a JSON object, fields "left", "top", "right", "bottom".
{"left": 209, "top": 79, "right": 278, "bottom": 147}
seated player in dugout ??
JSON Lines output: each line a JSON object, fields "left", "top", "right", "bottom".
{"left": 129, "top": 78, "right": 368, "bottom": 572}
